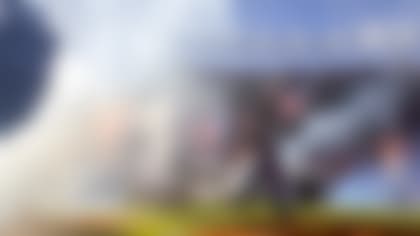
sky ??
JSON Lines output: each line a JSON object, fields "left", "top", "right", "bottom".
{"left": 236, "top": 0, "right": 419, "bottom": 33}
{"left": 21, "top": 0, "right": 420, "bottom": 74}
{"left": 188, "top": 0, "right": 420, "bottom": 70}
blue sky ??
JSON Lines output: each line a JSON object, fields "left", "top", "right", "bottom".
{"left": 25, "top": 0, "right": 420, "bottom": 71}
{"left": 236, "top": 0, "right": 420, "bottom": 34}
{"left": 199, "top": 0, "right": 420, "bottom": 69}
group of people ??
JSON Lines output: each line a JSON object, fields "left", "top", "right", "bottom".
{"left": 190, "top": 75, "right": 420, "bottom": 207}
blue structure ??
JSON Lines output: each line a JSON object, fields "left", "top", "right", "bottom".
{"left": 0, "top": 0, "right": 53, "bottom": 130}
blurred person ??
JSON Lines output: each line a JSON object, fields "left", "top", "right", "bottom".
{"left": 327, "top": 80, "right": 420, "bottom": 207}
{"left": 225, "top": 79, "right": 313, "bottom": 203}
{"left": 179, "top": 113, "right": 235, "bottom": 202}
{"left": 327, "top": 127, "right": 420, "bottom": 207}
{"left": 277, "top": 77, "right": 403, "bottom": 202}
{"left": 174, "top": 83, "right": 257, "bottom": 203}
{"left": 327, "top": 81, "right": 420, "bottom": 207}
